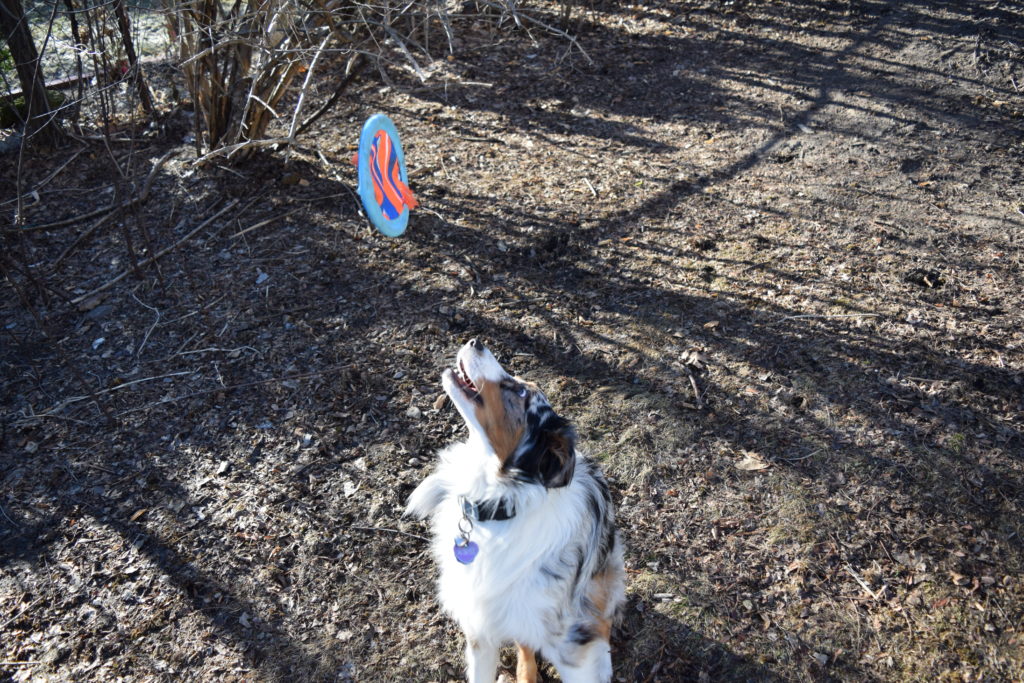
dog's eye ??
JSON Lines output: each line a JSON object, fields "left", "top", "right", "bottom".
{"left": 517, "top": 386, "right": 528, "bottom": 398}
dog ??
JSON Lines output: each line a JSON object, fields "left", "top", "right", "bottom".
{"left": 406, "top": 339, "right": 625, "bottom": 683}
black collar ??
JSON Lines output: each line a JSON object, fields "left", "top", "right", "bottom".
{"left": 460, "top": 496, "right": 515, "bottom": 522}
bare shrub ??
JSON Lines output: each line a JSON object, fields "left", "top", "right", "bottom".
{"left": 164, "top": 0, "right": 590, "bottom": 161}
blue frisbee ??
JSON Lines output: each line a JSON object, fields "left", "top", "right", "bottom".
{"left": 354, "top": 114, "right": 417, "bottom": 237}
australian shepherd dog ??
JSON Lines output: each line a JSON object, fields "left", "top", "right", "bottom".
{"left": 406, "top": 339, "right": 625, "bottom": 683}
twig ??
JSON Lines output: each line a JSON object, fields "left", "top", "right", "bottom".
{"left": 114, "top": 363, "right": 356, "bottom": 416}
{"left": 130, "top": 292, "right": 160, "bottom": 357}
{"left": 0, "top": 503, "right": 19, "bottom": 529}
{"left": 683, "top": 366, "right": 703, "bottom": 410}
{"left": 296, "top": 54, "right": 368, "bottom": 136}
{"left": 583, "top": 177, "right": 598, "bottom": 198}
{"left": 192, "top": 138, "right": 294, "bottom": 164}
{"left": 845, "top": 564, "right": 879, "bottom": 600}
{"left": 287, "top": 34, "right": 331, "bottom": 146}
{"left": 52, "top": 211, "right": 116, "bottom": 270}
{"left": 169, "top": 345, "right": 261, "bottom": 359}
{"left": 69, "top": 199, "right": 240, "bottom": 305}
{"left": 351, "top": 525, "right": 429, "bottom": 542}
{"left": 773, "top": 313, "right": 880, "bottom": 324}
{"left": 779, "top": 449, "right": 823, "bottom": 462}
{"left": 230, "top": 210, "right": 298, "bottom": 239}
{"left": 0, "top": 597, "right": 45, "bottom": 630}
{"left": 0, "top": 661, "right": 40, "bottom": 667}
{"left": 15, "top": 371, "right": 195, "bottom": 423}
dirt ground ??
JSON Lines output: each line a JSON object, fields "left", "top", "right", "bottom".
{"left": 2, "top": 0, "right": 1023, "bottom": 681}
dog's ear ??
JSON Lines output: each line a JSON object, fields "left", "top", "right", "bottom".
{"left": 537, "top": 419, "right": 576, "bottom": 488}
{"left": 510, "top": 411, "right": 576, "bottom": 488}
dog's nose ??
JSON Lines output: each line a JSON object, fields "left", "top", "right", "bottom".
{"left": 468, "top": 338, "right": 484, "bottom": 351}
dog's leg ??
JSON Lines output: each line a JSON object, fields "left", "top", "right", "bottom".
{"left": 550, "top": 639, "right": 613, "bottom": 683}
{"left": 465, "top": 637, "right": 500, "bottom": 683}
{"left": 515, "top": 643, "right": 537, "bottom": 683}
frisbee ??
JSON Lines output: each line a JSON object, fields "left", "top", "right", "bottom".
{"left": 353, "top": 114, "right": 417, "bottom": 237}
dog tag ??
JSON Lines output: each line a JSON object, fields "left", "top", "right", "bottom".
{"left": 453, "top": 538, "right": 479, "bottom": 564}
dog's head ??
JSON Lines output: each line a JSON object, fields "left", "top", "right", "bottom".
{"left": 442, "top": 339, "right": 576, "bottom": 488}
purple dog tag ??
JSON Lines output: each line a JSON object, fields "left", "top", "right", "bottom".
{"left": 454, "top": 538, "right": 479, "bottom": 564}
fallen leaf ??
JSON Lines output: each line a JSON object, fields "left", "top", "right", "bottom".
{"left": 735, "top": 452, "right": 770, "bottom": 471}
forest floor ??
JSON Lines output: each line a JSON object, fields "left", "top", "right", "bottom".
{"left": 2, "top": 0, "right": 1023, "bottom": 681}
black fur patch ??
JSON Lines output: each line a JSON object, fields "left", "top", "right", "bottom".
{"left": 503, "top": 407, "right": 577, "bottom": 488}
{"left": 568, "top": 622, "right": 596, "bottom": 646}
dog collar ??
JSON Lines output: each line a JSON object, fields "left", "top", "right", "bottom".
{"left": 459, "top": 496, "right": 515, "bottom": 522}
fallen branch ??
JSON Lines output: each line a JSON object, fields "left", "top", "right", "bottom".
{"left": 69, "top": 199, "right": 240, "bottom": 305}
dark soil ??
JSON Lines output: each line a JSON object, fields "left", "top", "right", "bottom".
{"left": 2, "top": 1, "right": 1023, "bottom": 681}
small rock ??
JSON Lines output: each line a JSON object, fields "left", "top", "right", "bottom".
{"left": 813, "top": 652, "right": 828, "bottom": 667}
{"left": 217, "top": 460, "right": 230, "bottom": 475}
{"left": 405, "top": 405, "right": 422, "bottom": 419}
{"left": 85, "top": 304, "right": 114, "bottom": 321}
{"left": 77, "top": 294, "right": 106, "bottom": 313}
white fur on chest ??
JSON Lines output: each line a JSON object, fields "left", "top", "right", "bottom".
{"left": 432, "top": 494, "right": 578, "bottom": 645}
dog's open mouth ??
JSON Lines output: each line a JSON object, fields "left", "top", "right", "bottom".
{"left": 453, "top": 360, "right": 481, "bottom": 400}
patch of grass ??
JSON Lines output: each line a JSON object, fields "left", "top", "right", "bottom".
{"left": 578, "top": 387, "right": 697, "bottom": 489}
{"left": 765, "top": 487, "right": 817, "bottom": 547}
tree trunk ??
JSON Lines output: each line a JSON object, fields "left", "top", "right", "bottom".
{"left": 112, "top": 0, "right": 155, "bottom": 116}
{"left": 0, "top": 0, "right": 64, "bottom": 145}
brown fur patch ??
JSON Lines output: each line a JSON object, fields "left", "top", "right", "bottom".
{"left": 516, "top": 643, "right": 538, "bottom": 683}
{"left": 586, "top": 568, "right": 617, "bottom": 641}
{"left": 473, "top": 379, "right": 526, "bottom": 463}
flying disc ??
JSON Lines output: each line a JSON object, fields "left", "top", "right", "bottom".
{"left": 354, "top": 114, "right": 417, "bottom": 237}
